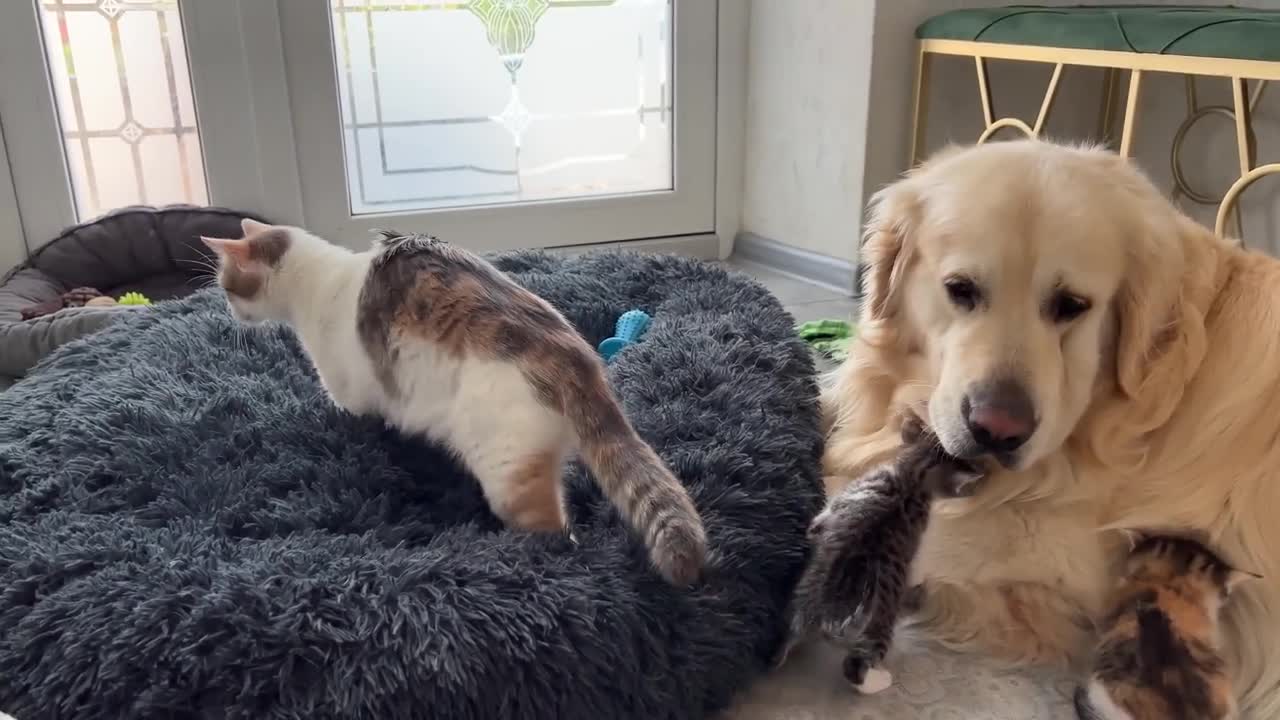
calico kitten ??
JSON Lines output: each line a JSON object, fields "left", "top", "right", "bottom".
{"left": 1074, "top": 534, "right": 1258, "bottom": 720}
{"left": 202, "top": 220, "right": 707, "bottom": 586}
{"left": 779, "top": 412, "right": 985, "bottom": 693}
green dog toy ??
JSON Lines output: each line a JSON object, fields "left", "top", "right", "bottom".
{"left": 117, "top": 291, "right": 152, "bottom": 306}
{"left": 796, "top": 319, "right": 855, "bottom": 362}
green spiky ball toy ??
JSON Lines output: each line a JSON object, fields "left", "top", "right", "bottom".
{"left": 117, "top": 291, "right": 152, "bottom": 306}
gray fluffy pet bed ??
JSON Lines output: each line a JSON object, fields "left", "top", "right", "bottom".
{"left": 0, "top": 251, "right": 823, "bottom": 719}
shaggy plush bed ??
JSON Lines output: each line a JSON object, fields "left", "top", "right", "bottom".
{"left": 0, "top": 251, "right": 824, "bottom": 719}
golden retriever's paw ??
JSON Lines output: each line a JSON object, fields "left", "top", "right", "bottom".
{"left": 903, "top": 580, "right": 1094, "bottom": 667}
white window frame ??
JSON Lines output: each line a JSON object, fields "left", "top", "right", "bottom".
{"left": 0, "top": 0, "right": 746, "bottom": 265}
{"left": 0, "top": 0, "right": 78, "bottom": 254}
{"left": 0, "top": 120, "right": 29, "bottom": 273}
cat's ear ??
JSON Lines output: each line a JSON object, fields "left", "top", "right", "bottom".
{"left": 1225, "top": 567, "right": 1262, "bottom": 595}
{"left": 899, "top": 411, "right": 925, "bottom": 445}
{"left": 201, "top": 236, "right": 254, "bottom": 269}
{"left": 240, "top": 218, "right": 272, "bottom": 237}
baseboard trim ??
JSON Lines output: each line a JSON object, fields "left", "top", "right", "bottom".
{"left": 548, "top": 233, "right": 719, "bottom": 260}
{"left": 732, "top": 231, "right": 856, "bottom": 294}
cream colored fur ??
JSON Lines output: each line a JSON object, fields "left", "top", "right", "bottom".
{"left": 823, "top": 140, "right": 1280, "bottom": 718}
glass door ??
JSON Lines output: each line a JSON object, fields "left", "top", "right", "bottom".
{"left": 277, "top": 0, "right": 716, "bottom": 250}
{"left": 0, "top": 0, "right": 718, "bottom": 258}
{"left": 0, "top": 0, "right": 211, "bottom": 251}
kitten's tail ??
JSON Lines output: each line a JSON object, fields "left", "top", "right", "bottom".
{"left": 555, "top": 366, "right": 707, "bottom": 586}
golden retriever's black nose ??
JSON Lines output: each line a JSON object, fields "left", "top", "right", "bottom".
{"left": 962, "top": 380, "right": 1036, "bottom": 453}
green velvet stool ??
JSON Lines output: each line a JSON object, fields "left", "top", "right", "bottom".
{"left": 910, "top": 5, "right": 1280, "bottom": 242}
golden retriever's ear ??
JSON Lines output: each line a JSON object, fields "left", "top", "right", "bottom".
{"left": 1093, "top": 214, "right": 1221, "bottom": 469}
{"left": 860, "top": 183, "right": 920, "bottom": 321}
{"left": 1112, "top": 242, "right": 1182, "bottom": 399}
{"left": 1114, "top": 218, "right": 1217, "bottom": 408}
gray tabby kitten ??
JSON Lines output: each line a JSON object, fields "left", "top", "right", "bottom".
{"left": 778, "top": 412, "right": 986, "bottom": 693}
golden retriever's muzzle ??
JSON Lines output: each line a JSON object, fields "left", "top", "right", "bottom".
{"left": 961, "top": 378, "right": 1037, "bottom": 464}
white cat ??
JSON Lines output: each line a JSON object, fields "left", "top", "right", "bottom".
{"left": 203, "top": 219, "right": 707, "bottom": 586}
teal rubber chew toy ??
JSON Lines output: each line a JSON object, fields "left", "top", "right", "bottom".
{"left": 598, "top": 309, "right": 651, "bottom": 363}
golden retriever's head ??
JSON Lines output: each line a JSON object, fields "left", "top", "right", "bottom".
{"left": 861, "top": 140, "right": 1218, "bottom": 471}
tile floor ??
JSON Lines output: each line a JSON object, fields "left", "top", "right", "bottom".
{"left": 722, "top": 257, "right": 856, "bottom": 375}
{"left": 722, "top": 257, "right": 858, "bottom": 325}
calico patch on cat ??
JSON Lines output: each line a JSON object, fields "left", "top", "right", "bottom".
{"left": 1074, "top": 533, "right": 1258, "bottom": 720}
{"left": 202, "top": 220, "right": 707, "bottom": 586}
{"left": 779, "top": 411, "right": 985, "bottom": 693}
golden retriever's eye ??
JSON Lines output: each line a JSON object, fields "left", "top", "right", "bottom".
{"left": 944, "top": 276, "right": 981, "bottom": 311}
{"left": 1048, "top": 290, "right": 1091, "bottom": 323}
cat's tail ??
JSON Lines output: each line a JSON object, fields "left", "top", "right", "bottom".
{"left": 578, "top": 409, "right": 708, "bottom": 586}
{"left": 549, "top": 361, "right": 707, "bottom": 586}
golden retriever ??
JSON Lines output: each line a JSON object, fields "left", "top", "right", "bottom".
{"left": 822, "top": 139, "right": 1280, "bottom": 717}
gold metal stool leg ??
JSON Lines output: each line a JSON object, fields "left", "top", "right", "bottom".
{"left": 1032, "top": 62, "right": 1064, "bottom": 136}
{"left": 1170, "top": 76, "right": 1268, "bottom": 244}
{"left": 1216, "top": 164, "right": 1280, "bottom": 240}
{"left": 1215, "top": 77, "right": 1274, "bottom": 243}
{"left": 1097, "top": 67, "right": 1122, "bottom": 148}
{"left": 1119, "top": 69, "right": 1143, "bottom": 158}
{"left": 909, "top": 47, "right": 933, "bottom": 166}
{"left": 974, "top": 59, "right": 1061, "bottom": 144}
{"left": 1231, "top": 77, "right": 1254, "bottom": 180}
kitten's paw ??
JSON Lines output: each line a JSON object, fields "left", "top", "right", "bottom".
{"left": 854, "top": 667, "right": 892, "bottom": 695}
{"left": 841, "top": 654, "right": 867, "bottom": 686}
{"left": 902, "top": 583, "right": 927, "bottom": 614}
{"left": 771, "top": 637, "right": 799, "bottom": 669}
{"left": 842, "top": 656, "right": 892, "bottom": 694}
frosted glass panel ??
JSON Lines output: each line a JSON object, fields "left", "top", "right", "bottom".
{"left": 331, "top": 0, "right": 672, "bottom": 214}
{"left": 38, "top": 0, "right": 207, "bottom": 221}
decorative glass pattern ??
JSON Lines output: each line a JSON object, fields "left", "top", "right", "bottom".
{"left": 38, "top": 0, "right": 207, "bottom": 221}
{"left": 331, "top": 0, "right": 672, "bottom": 214}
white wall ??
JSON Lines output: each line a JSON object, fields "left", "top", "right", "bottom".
{"left": 743, "top": 0, "right": 1280, "bottom": 264}
{"left": 741, "top": 0, "right": 875, "bottom": 263}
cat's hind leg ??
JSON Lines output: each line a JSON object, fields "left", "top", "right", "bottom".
{"left": 841, "top": 606, "right": 896, "bottom": 694}
{"left": 473, "top": 446, "right": 568, "bottom": 534}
